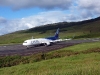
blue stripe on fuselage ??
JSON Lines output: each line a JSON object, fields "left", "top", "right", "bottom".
{"left": 46, "top": 36, "right": 58, "bottom": 40}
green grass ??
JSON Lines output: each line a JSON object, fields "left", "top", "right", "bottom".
{"left": 0, "top": 53, "right": 100, "bottom": 75}
{"left": 55, "top": 42, "right": 100, "bottom": 52}
{"left": 0, "top": 30, "right": 100, "bottom": 45}
{"left": 0, "top": 42, "right": 100, "bottom": 75}
{"left": 0, "top": 42, "right": 100, "bottom": 68}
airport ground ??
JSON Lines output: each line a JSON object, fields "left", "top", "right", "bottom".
{"left": 0, "top": 38, "right": 100, "bottom": 57}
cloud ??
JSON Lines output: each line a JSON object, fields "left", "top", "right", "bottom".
{"left": 0, "top": 10, "right": 88, "bottom": 35}
{"left": 0, "top": 0, "right": 100, "bottom": 35}
{"left": 0, "top": 0, "right": 73, "bottom": 10}
{"left": 78, "top": 0, "right": 100, "bottom": 9}
{"left": 77, "top": 0, "right": 100, "bottom": 17}
{"left": 0, "top": 17, "right": 7, "bottom": 23}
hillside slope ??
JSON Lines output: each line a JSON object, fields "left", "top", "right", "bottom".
{"left": 0, "top": 17, "right": 100, "bottom": 44}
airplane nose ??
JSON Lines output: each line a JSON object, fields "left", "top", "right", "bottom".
{"left": 23, "top": 41, "right": 31, "bottom": 46}
{"left": 23, "top": 43, "right": 26, "bottom": 46}
{"left": 23, "top": 42, "right": 27, "bottom": 46}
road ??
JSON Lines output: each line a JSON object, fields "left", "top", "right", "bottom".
{"left": 0, "top": 38, "right": 100, "bottom": 56}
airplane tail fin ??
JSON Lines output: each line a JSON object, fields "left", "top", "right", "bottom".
{"left": 54, "top": 28, "right": 59, "bottom": 39}
{"left": 46, "top": 28, "right": 59, "bottom": 40}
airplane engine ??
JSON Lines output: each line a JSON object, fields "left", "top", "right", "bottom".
{"left": 44, "top": 42, "right": 51, "bottom": 46}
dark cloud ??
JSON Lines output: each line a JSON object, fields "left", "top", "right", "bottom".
{"left": 0, "top": 17, "right": 7, "bottom": 23}
{"left": 0, "top": 0, "right": 73, "bottom": 10}
{"left": 78, "top": 0, "right": 100, "bottom": 17}
{"left": 0, "top": 0, "right": 100, "bottom": 35}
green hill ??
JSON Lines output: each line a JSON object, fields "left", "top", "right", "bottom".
{"left": 0, "top": 17, "right": 100, "bottom": 44}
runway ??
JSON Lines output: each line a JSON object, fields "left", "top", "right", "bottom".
{"left": 0, "top": 38, "right": 100, "bottom": 56}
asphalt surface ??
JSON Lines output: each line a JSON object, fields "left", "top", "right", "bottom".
{"left": 0, "top": 38, "right": 100, "bottom": 57}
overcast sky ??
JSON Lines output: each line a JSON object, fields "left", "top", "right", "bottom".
{"left": 0, "top": 0, "right": 100, "bottom": 35}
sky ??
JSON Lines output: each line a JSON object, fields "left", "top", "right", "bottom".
{"left": 0, "top": 0, "right": 100, "bottom": 35}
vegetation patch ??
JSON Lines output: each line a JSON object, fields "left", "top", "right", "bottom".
{"left": 0, "top": 42, "right": 100, "bottom": 68}
{"left": 0, "top": 53, "right": 100, "bottom": 75}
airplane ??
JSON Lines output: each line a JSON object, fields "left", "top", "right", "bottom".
{"left": 23, "top": 28, "right": 59, "bottom": 48}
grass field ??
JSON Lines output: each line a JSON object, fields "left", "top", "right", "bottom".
{"left": 0, "top": 53, "right": 100, "bottom": 75}
{"left": 0, "top": 42, "right": 100, "bottom": 75}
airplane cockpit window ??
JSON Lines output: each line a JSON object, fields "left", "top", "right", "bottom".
{"left": 24, "top": 42, "right": 27, "bottom": 43}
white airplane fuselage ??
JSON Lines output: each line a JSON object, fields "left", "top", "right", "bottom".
{"left": 23, "top": 28, "right": 59, "bottom": 48}
{"left": 23, "top": 38, "right": 54, "bottom": 48}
